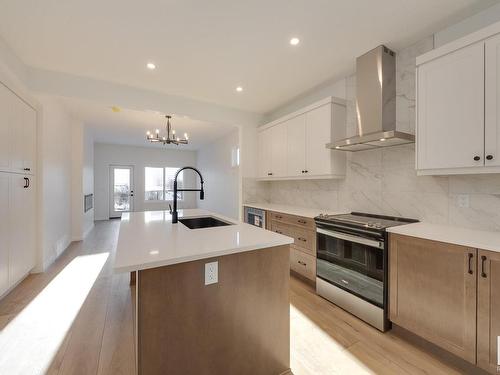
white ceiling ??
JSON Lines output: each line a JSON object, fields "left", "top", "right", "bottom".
{"left": 0, "top": 0, "right": 496, "bottom": 114}
{"left": 59, "top": 97, "right": 236, "bottom": 150}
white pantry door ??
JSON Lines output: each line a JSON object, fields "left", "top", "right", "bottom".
{"left": 109, "top": 166, "right": 134, "bottom": 218}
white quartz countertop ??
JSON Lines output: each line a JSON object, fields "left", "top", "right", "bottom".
{"left": 114, "top": 209, "right": 293, "bottom": 272}
{"left": 243, "top": 203, "right": 345, "bottom": 219}
{"left": 387, "top": 222, "right": 500, "bottom": 253}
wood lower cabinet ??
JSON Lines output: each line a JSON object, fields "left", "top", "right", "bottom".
{"left": 389, "top": 234, "right": 477, "bottom": 363}
{"left": 477, "top": 249, "right": 500, "bottom": 373}
{"left": 268, "top": 210, "right": 317, "bottom": 281}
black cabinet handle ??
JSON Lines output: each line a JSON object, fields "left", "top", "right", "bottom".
{"left": 23, "top": 177, "right": 29, "bottom": 188}
{"left": 481, "top": 255, "right": 487, "bottom": 278}
{"left": 486, "top": 155, "right": 494, "bottom": 160}
{"left": 267, "top": 172, "right": 273, "bottom": 176}
{"left": 474, "top": 156, "right": 481, "bottom": 161}
{"left": 297, "top": 260, "right": 307, "bottom": 266}
{"left": 297, "top": 219, "right": 307, "bottom": 224}
{"left": 275, "top": 230, "right": 282, "bottom": 234}
{"left": 298, "top": 237, "right": 307, "bottom": 242}
{"left": 304, "top": 170, "right": 308, "bottom": 173}
{"left": 275, "top": 215, "right": 282, "bottom": 219}
{"left": 23, "top": 168, "right": 31, "bottom": 171}
{"left": 301, "top": 170, "right": 304, "bottom": 173}
{"left": 467, "top": 253, "right": 473, "bottom": 275}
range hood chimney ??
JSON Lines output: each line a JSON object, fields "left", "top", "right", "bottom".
{"left": 327, "top": 45, "right": 414, "bottom": 151}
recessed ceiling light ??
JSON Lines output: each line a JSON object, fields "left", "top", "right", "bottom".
{"left": 236, "top": 86, "right": 243, "bottom": 92}
{"left": 147, "top": 62, "right": 156, "bottom": 70}
{"left": 290, "top": 37, "right": 300, "bottom": 46}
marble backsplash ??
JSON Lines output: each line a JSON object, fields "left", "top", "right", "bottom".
{"left": 244, "top": 144, "right": 500, "bottom": 231}
{"left": 243, "top": 36, "right": 500, "bottom": 231}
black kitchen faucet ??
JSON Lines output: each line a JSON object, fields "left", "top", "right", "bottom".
{"left": 170, "top": 166, "right": 204, "bottom": 223}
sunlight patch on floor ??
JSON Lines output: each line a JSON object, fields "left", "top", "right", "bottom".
{"left": 290, "top": 304, "right": 375, "bottom": 375}
{"left": 0, "top": 252, "right": 109, "bottom": 374}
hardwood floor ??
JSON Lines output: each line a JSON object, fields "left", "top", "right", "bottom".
{"left": 0, "top": 220, "right": 465, "bottom": 374}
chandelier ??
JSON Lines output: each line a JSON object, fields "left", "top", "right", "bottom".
{"left": 146, "top": 115, "right": 189, "bottom": 145}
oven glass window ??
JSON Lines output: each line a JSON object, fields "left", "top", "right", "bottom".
{"left": 316, "top": 231, "right": 384, "bottom": 307}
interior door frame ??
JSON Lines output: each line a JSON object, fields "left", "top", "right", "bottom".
{"left": 109, "top": 165, "right": 134, "bottom": 218}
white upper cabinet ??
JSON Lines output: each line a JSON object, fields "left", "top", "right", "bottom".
{"left": 271, "top": 122, "right": 287, "bottom": 177}
{"left": 416, "top": 21, "right": 500, "bottom": 175}
{"left": 417, "top": 41, "right": 484, "bottom": 170}
{"left": 286, "top": 114, "right": 306, "bottom": 176}
{"left": 258, "top": 97, "right": 346, "bottom": 180}
{"left": 0, "top": 83, "right": 36, "bottom": 175}
{"left": 485, "top": 33, "right": 500, "bottom": 167}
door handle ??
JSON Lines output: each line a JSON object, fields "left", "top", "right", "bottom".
{"left": 467, "top": 253, "right": 473, "bottom": 275}
{"left": 481, "top": 255, "right": 487, "bottom": 278}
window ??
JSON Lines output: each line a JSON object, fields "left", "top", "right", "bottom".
{"left": 145, "top": 167, "right": 184, "bottom": 201}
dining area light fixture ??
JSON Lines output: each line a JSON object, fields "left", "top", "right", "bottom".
{"left": 146, "top": 115, "right": 189, "bottom": 146}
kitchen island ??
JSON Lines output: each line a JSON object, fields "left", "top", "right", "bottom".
{"left": 114, "top": 209, "right": 293, "bottom": 375}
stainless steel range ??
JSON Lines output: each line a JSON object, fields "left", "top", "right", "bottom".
{"left": 314, "top": 212, "right": 418, "bottom": 331}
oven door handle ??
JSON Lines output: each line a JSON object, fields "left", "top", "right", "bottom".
{"left": 316, "top": 228, "right": 384, "bottom": 249}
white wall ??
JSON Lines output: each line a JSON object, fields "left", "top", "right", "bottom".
{"left": 83, "top": 127, "right": 94, "bottom": 236}
{"left": 434, "top": 2, "right": 500, "bottom": 47}
{"left": 196, "top": 129, "right": 240, "bottom": 219}
{"left": 70, "top": 121, "right": 95, "bottom": 241}
{"left": 94, "top": 143, "right": 198, "bottom": 220}
{"left": 37, "top": 95, "right": 73, "bottom": 271}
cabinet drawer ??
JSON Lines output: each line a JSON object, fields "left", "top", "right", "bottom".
{"left": 270, "top": 221, "right": 316, "bottom": 256}
{"left": 290, "top": 248, "right": 316, "bottom": 281}
{"left": 269, "top": 211, "right": 315, "bottom": 230}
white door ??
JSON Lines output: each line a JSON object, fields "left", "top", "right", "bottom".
{"left": 21, "top": 104, "right": 36, "bottom": 174}
{"left": 109, "top": 166, "right": 134, "bottom": 218}
{"left": 286, "top": 114, "right": 306, "bottom": 176}
{"left": 306, "top": 104, "right": 333, "bottom": 175}
{"left": 257, "top": 130, "right": 272, "bottom": 178}
{"left": 485, "top": 33, "right": 500, "bottom": 167}
{"left": 417, "top": 41, "right": 485, "bottom": 170}
{"left": 9, "top": 174, "right": 35, "bottom": 286}
{"left": 271, "top": 122, "right": 287, "bottom": 177}
{"left": 0, "top": 173, "right": 10, "bottom": 295}
{"left": 0, "top": 84, "right": 13, "bottom": 173}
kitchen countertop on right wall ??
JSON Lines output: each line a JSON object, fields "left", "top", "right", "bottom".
{"left": 387, "top": 222, "right": 500, "bottom": 253}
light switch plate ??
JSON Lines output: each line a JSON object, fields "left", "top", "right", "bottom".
{"left": 456, "top": 194, "right": 470, "bottom": 208}
{"left": 205, "top": 261, "right": 218, "bottom": 285}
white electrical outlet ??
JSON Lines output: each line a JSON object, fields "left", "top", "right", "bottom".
{"left": 456, "top": 194, "right": 470, "bottom": 208}
{"left": 205, "top": 261, "right": 218, "bottom": 285}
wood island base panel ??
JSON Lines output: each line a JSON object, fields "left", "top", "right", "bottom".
{"left": 137, "top": 245, "right": 291, "bottom": 375}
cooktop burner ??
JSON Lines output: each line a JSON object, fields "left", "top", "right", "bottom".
{"left": 315, "top": 212, "right": 418, "bottom": 231}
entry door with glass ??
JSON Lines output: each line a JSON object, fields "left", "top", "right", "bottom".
{"left": 109, "top": 166, "right": 134, "bottom": 218}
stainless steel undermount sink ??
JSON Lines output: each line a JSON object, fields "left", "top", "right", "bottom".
{"left": 178, "top": 216, "right": 233, "bottom": 229}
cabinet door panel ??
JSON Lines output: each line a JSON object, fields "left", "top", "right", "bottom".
{"left": 0, "top": 173, "right": 10, "bottom": 296}
{"left": 485, "top": 34, "right": 500, "bottom": 167}
{"left": 22, "top": 104, "right": 36, "bottom": 174}
{"left": 306, "top": 104, "right": 332, "bottom": 175}
{"left": 286, "top": 115, "right": 306, "bottom": 176}
{"left": 417, "top": 41, "right": 484, "bottom": 170}
{"left": 257, "top": 130, "right": 272, "bottom": 178}
{"left": 9, "top": 174, "right": 35, "bottom": 286}
{"left": 477, "top": 249, "right": 500, "bottom": 373}
{"left": 389, "top": 234, "right": 477, "bottom": 363}
{"left": 271, "top": 122, "right": 287, "bottom": 177}
{"left": 0, "top": 84, "right": 13, "bottom": 172}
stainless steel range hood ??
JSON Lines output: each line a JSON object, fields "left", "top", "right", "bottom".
{"left": 327, "top": 45, "right": 414, "bottom": 151}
